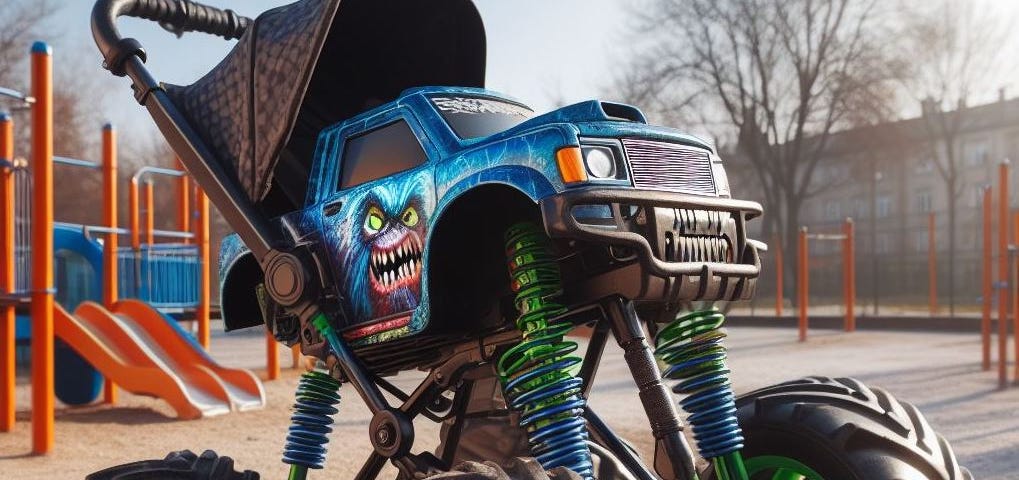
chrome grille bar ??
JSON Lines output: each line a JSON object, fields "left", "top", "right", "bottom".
{"left": 622, "top": 138, "right": 715, "bottom": 195}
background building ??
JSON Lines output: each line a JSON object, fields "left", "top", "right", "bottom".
{"left": 729, "top": 94, "right": 1019, "bottom": 311}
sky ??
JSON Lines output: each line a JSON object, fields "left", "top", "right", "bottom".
{"left": 40, "top": 0, "right": 629, "bottom": 143}
{"left": 19, "top": 0, "right": 1019, "bottom": 147}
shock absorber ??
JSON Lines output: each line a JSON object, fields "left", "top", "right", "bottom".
{"left": 282, "top": 370, "right": 342, "bottom": 480}
{"left": 498, "top": 223, "right": 594, "bottom": 480}
{"left": 655, "top": 308, "right": 748, "bottom": 480}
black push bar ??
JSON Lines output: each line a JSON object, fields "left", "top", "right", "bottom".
{"left": 91, "top": 0, "right": 273, "bottom": 261}
{"left": 93, "top": 0, "right": 250, "bottom": 76}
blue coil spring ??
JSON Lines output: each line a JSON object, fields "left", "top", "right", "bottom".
{"left": 282, "top": 370, "right": 342, "bottom": 469}
{"left": 498, "top": 223, "right": 594, "bottom": 480}
{"left": 655, "top": 308, "right": 744, "bottom": 459}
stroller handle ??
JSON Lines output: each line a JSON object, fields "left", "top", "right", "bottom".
{"left": 92, "top": 0, "right": 251, "bottom": 76}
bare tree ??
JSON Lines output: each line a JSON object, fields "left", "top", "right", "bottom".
{"left": 899, "top": 0, "right": 1012, "bottom": 315}
{"left": 0, "top": 1, "right": 56, "bottom": 88}
{"left": 613, "top": 0, "right": 899, "bottom": 298}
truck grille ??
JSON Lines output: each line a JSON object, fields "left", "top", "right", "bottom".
{"left": 622, "top": 139, "right": 715, "bottom": 195}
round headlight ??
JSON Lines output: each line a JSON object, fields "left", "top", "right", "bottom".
{"left": 584, "top": 147, "right": 616, "bottom": 179}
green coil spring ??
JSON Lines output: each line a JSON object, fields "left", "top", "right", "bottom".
{"left": 498, "top": 223, "right": 594, "bottom": 480}
{"left": 655, "top": 308, "right": 748, "bottom": 480}
{"left": 282, "top": 370, "right": 342, "bottom": 480}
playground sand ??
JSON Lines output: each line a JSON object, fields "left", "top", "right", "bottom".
{"left": 2, "top": 325, "right": 1017, "bottom": 479}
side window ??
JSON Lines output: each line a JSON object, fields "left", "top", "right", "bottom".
{"left": 338, "top": 120, "right": 427, "bottom": 190}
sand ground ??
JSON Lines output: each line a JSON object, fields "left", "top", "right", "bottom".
{"left": 1, "top": 324, "right": 1017, "bottom": 479}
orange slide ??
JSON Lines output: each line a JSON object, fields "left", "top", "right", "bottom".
{"left": 52, "top": 301, "right": 265, "bottom": 419}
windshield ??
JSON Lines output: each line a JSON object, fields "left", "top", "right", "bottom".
{"left": 431, "top": 96, "right": 534, "bottom": 139}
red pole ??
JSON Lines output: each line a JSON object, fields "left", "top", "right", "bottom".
{"left": 844, "top": 218, "right": 856, "bottom": 332}
{"left": 30, "top": 41, "right": 54, "bottom": 454}
{"left": 775, "top": 234, "right": 784, "bottom": 317}
{"left": 195, "top": 187, "right": 210, "bottom": 350}
{"left": 929, "top": 212, "right": 938, "bottom": 315}
{"left": 982, "top": 187, "right": 992, "bottom": 371}
{"left": 101, "top": 125, "right": 118, "bottom": 405}
{"left": 798, "top": 227, "right": 809, "bottom": 342}
{"left": 998, "top": 162, "right": 1009, "bottom": 388}
{"left": 0, "top": 113, "right": 14, "bottom": 432}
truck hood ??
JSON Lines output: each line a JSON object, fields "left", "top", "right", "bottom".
{"left": 476, "top": 100, "right": 714, "bottom": 152}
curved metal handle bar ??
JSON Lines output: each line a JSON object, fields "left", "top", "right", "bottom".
{"left": 92, "top": 0, "right": 250, "bottom": 76}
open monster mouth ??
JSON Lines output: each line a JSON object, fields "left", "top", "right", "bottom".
{"left": 369, "top": 232, "right": 423, "bottom": 294}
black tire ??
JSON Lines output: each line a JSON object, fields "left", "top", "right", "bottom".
{"left": 86, "top": 450, "right": 259, "bottom": 480}
{"left": 426, "top": 458, "right": 582, "bottom": 480}
{"left": 703, "top": 376, "right": 972, "bottom": 480}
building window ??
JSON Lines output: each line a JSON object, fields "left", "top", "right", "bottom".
{"left": 854, "top": 199, "right": 867, "bottom": 219}
{"left": 916, "top": 190, "right": 932, "bottom": 213}
{"left": 965, "top": 140, "right": 990, "bottom": 166}
{"left": 916, "top": 231, "right": 928, "bottom": 253}
{"left": 876, "top": 195, "right": 892, "bottom": 218}
{"left": 824, "top": 200, "right": 841, "bottom": 220}
{"left": 914, "top": 158, "right": 935, "bottom": 174}
{"left": 972, "top": 185, "right": 987, "bottom": 208}
{"left": 875, "top": 233, "right": 890, "bottom": 254}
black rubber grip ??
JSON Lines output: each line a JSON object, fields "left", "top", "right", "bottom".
{"left": 124, "top": 0, "right": 249, "bottom": 39}
{"left": 92, "top": 0, "right": 251, "bottom": 75}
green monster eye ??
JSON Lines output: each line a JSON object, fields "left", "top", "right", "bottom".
{"left": 364, "top": 206, "right": 385, "bottom": 234}
{"left": 401, "top": 206, "right": 419, "bottom": 227}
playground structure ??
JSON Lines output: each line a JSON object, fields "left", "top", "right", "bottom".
{"left": 0, "top": 43, "right": 267, "bottom": 455}
{"left": 779, "top": 161, "right": 1017, "bottom": 390}
{"left": 794, "top": 219, "right": 856, "bottom": 342}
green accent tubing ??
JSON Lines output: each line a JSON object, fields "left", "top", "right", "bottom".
{"left": 713, "top": 452, "right": 749, "bottom": 480}
{"left": 288, "top": 465, "right": 308, "bottom": 480}
{"left": 743, "top": 455, "right": 825, "bottom": 480}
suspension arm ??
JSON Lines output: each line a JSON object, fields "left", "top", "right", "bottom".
{"left": 602, "top": 296, "right": 698, "bottom": 480}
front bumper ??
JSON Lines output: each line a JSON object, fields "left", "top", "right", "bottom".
{"left": 540, "top": 188, "right": 764, "bottom": 303}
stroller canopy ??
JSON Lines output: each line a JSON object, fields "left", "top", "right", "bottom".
{"left": 165, "top": 0, "right": 486, "bottom": 215}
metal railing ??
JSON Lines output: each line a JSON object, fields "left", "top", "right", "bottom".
{"left": 118, "top": 244, "right": 199, "bottom": 309}
{"left": 12, "top": 162, "right": 31, "bottom": 295}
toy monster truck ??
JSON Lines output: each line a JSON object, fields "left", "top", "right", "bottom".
{"left": 90, "top": 1, "right": 971, "bottom": 479}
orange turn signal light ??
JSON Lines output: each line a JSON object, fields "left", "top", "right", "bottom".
{"left": 556, "top": 147, "right": 588, "bottom": 184}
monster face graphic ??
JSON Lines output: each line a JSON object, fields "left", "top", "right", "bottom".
{"left": 337, "top": 174, "right": 431, "bottom": 323}
{"left": 363, "top": 202, "right": 424, "bottom": 316}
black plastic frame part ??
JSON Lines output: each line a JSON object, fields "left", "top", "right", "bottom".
{"left": 542, "top": 188, "right": 763, "bottom": 279}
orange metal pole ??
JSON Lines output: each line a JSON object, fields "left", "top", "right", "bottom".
{"left": 101, "top": 124, "right": 118, "bottom": 405}
{"left": 291, "top": 344, "right": 301, "bottom": 369}
{"left": 982, "top": 187, "right": 992, "bottom": 371}
{"left": 844, "top": 218, "right": 856, "bottom": 332}
{"left": 129, "top": 180, "right": 140, "bottom": 250}
{"left": 176, "top": 158, "right": 190, "bottom": 244}
{"left": 196, "top": 187, "right": 210, "bottom": 349}
{"left": 998, "top": 162, "right": 1009, "bottom": 388}
{"left": 266, "top": 329, "right": 279, "bottom": 380}
{"left": 798, "top": 227, "right": 808, "bottom": 342}
{"left": 928, "top": 212, "right": 938, "bottom": 315}
{"left": 144, "top": 181, "right": 155, "bottom": 245}
{"left": 774, "top": 234, "right": 783, "bottom": 317}
{"left": 30, "top": 42, "right": 54, "bottom": 454}
{"left": 0, "top": 114, "right": 15, "bottom": 432}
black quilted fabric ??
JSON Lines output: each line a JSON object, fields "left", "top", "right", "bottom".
{"left": 164, "top": 0, "right": 341, "bottom": 203}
